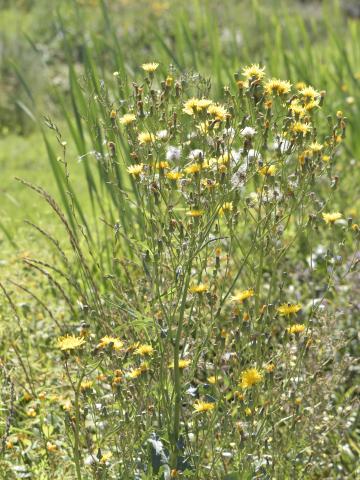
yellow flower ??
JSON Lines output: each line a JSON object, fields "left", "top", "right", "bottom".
{"left": 97, "top": 336, "right": 124, "bottom": 351}
{"left": 289, "top": 99, "right": 306, "bottom": 117}
{"left": 186, "top": 209, "right": 205, "bottom": 217}
{"left": 128, "top": 367, "right": 143, "bottom": 379}
{"left": 291, "top": 121, "right": 311, "bottom": 135}
{"left": 287, "top": 324, "right": 306, "bottom": 335}
{"left": 135, "top": 344, "right": 154, "bottom": 356}
{"left": 207, "top": 104, "right": 228, "bottom": 121}
{"left": 46, "top": 442, "right": 58, "bottom": 453}
{"left": 80, "top": 380, "right": 94, "bottom": 391}
{"left": 231, "top": 289, "right": 254, "bottom": 303}
{"left": 264, "top": 78, "right": 291, "bottom": 96}
{"left": 138, "top": 132, "right": 156, "bottom": 144}
{"left": 259, "top": 164, "right": 276, "bottom": 176}
{"left": 183, "top": 98, "right": 212, "bottom": 115}
{"left": 184, "top": 163, "right": 202, "bottom": 174}
{"left": 244, "top": 407, "right": 252, "bottom": 416}
{"left": 242, "top": 64, "right": 266, "bottom": 81}
{"left": 141, "top": 62, "right": 159, "bottom": 73}
{"left": 277, "top": 303, "right": 302, "bottom": 316}
{"left": 322, "top": 212, "right": 342, "bottom": 224}
{"left": 264, "top": 363, "right": 275, "bottom": 373}
{"left": 120, "top": 113, "right": 136, "bottom": 125}
{"left": 322, "top": 155, "right": 330, "bottom": 162}
{"left": 304, "top": 99, "right": 320, "bottom": 111}
{"left": 166, "top": 171, "right": 183, "bottom": 181}
{"left": 153, "top": 161, "right": 170, "bottom": 170}
{"left": 193, "top": 400, "right": 215, "bottom": 413}
{"left": 57, "top": 334, "right": 85, "bottom": 351}
{"left": 240, "top": 368, "right": 263, "bottom": 388}
{"left": 189, "top": 283, "right": 208, "bottom": 293}
{"left": 169, "top": 358, "right": 191, "bottom": 369}
{"left": 299, "top": 85, "right": 320, "bottom": 101}
{"left": 219, "top": 202, "right": 233, "bottom": 215}
{"left": 100, "top": 452, "right": 113, "bottom": 464}
{"left": 207, "top": 375, "right": 221, "bottom": 384}
{"left": 26, "top": 408, "right": 37, "bottom": 417}
{"left": 110, "top": 110, "right": 117, "bottom": 119}
{"left": 127, "top": 164, "right": 144, "bottom": 176}
{"left": 309, "top": 142, "right": 323, "bottom": 153}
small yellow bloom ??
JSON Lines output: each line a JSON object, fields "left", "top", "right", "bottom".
{"left": 219, "top": 202, "right": 233, "bottom": 215}
{"left": 242, "top": 64, "right": 266, "bottom": 81}
{"left": 166, "top": 171, "right": 183, "bottom": 181}
{"left": 169, "top": 358, "right": 191, "bottom": 369}
{"left": 138, "top": 132, "right": 156, "bottom": 144}
{"left": 186, "top": 209, "right": 205, "bottom": 217}
{"left": 287, "top": 324, "right": 306, "bottom": 335}
{"left": 207, "top": 104, "right": 228, "bottom": 121}
{"left": 193, "top": 400, "right": 215, "bottom": 413}
{"left": 299, "top": 85, "right": 320, "bottom": 101}
{"left": 141, "top": 62, "right": 159, "bottom": 73}
{"left": 97, "top": 336, "right": 124, "bottom": 351}
{"left": 309, "top": 142, "right": 323, "bottom": 153}
{"left": 292, "top": 121, "right": 311, "bottom": 135}
{"left": 183, "top": 98, "right": 212, "bottom": 115}
{"left": 46, "top": 442, "right": 58, "bottom": 453}
{"left": 120, "top": 113, "right": 136, "bottom": 125}
{"left": 264, "top": 363, "right": 275, "bottom": 373}
{"left": 135, "top": 344, "right": 154, "bottom": 356}
{"left": 189, "top": 283, "right": 208, "bottom": 293}
{"left": 127, "top": 164, "right": 144, "bottom": 176}
{"left": 244, "top": 407, "right": 252, "bottom": 416}
{"left": 57, "top": 334, "right": 85, "bottom": 351}
{"left": 80, "top": 380, "right": 94, "bottom": 391}
{"left": 259, "top": 164, "right": 276, "bottom": 176}
{"left": 153, "top": 161, "right": 170, "bottom": 170}
{"left": 264, "top": 78, "right": 291, "bottom": 96}
{"left": 207, "top": 375, "right": 222, "bottom": 384}
{"left": 27, "top": 408, "right": 37, "bottom": 418}
{"left": 240, "top": 368, "right": 263, "bottom": 388}
{"left": 322, "top": 212, "right": 342, "bottom": 224}
{"left": 110, "top": 109, "right": 117, "bottom": 119}
{"left": 322, "top": 155, "right": 330, "bottom": 162}
{"left": 231, "top": 289, "right": 254, "bottom": 303}
{"left": 277, "top": 303, "right": 302, "bottom": 316}
{"left": 184, "top": 163, "right": 202, "bottom": 175}
{"left": 100, "top": 452, "right": 113, "bottom": 464}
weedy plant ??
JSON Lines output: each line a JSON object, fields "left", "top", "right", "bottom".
{"left": 2, "top": 63, "right": 359, "bottom": 479}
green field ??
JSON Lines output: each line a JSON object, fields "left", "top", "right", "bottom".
{"left": 0, "top": 1, "right": 359, "bottom": 478}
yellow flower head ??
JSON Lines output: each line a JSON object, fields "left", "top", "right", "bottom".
{"left": 97, "top": 336, "right": 124, "bottom": 351}
{"left": 299, "top": 85, "right": 320, "bottom": 101}
{"left": 287, "top": 324, "right": 306, "bottom": 335}
{"left": 153, "top": 160, "right": 170, "bottom": 170}
{"left": 231, "top": 288, "right": 254, "bottom": 303}
{"left": 135, "top": 344, "right": 154, "bottom": 356}
{"left": 183, "top": 98, "right": 212, "bottom": 115}
{"left": 80, "top": 380, "right": 93, "bottom": 391}
{"left": 184, "top": 163, "right": 202, "bottom": 175}
{"left": 289, "top": 99, "right": 306, "bottom": 117}
{"left": 219, "top": 202, "right": 233, "bottom": 215}
{"left": 292, "top": 121, "right": 311, "bottom": 135}
{"left": 193, "top": 400, "right": 215, "bottom": 413}
{"left": 240, "top": 368, "right": 263, "bottom": 388}
{"left": 309, "top": 142, "right": 323, "bottom": 153}
{"left": 207, "top": 104, "right": 228, "bottom": 121}
{"left": 141, "top": 62, "right": 159, "bottom": 73}
{"left": 166, "top": 171, "right": 183, "bottom": 181}
{"left": 138, "top": 132, "right": 156, "bottom": 145}
{"left": 189, "top": 283, "right": 208, "bottom": 293}
{"left": 322, "top": 212, "right": 342, "bottom": 224}
{"left": 169, "top": 358, "right": 191, "bottom": 369}
{"left": 127, "top": 164, "right": 144, "bottom": 176}
{"left": 57, "top": 334, "right": 85, "bottom": 351}
{"left": 264, "top": 78, "right": 292, "bottom": 96}
{"left": 242, "top": 64, "right": 266, "bottom": 81}
{"left": 120, "top": 113, "right": 136, "bottom": 125}
{"left": 277, "top": 303, "right": 302, "bottom": 316}
{"left": 259, "top": 164, "right": 276, "bottom": 176}
{"left": 186, "top": 209, "right": 205, "bottom": 218}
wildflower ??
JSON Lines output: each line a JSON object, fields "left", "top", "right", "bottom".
{"left": 119, "top": 113, "right": 136, "bottom": 125}
{"left": 240, "top": 368, "right": 263, "bottom": 388}
{"left": 240, "top": 126, "right": 256, "bottom": 137}
{"left": 287, "top": 324, "right": 306, "bottom": 335}
{"left": 193, "top": 400, "right": 215, "bottom": 413}
{"left": 186, "top": 209, "right": 205, "bottom": 217}
{"left": 141, "top": 62, "right": 159, "bottom": 73}
{"left": 264, "top": 78, "right": 291, "bottom": 95}
{"left": 189, "top": 283, "right": 208, "bottom": 293}
{"left": 259, "top": 164, "right": 276, "bottom": 176}
{"left": 207, "top": 375, "right": 222, "bottom": 384}
{"left": 127, "top": 164, "right": 144, "bottom": 176}
{"left": 27, "top": 408, "right": 37, "bottom": 417}
{"left": 264, "top": 363, "right": 275, "bottom": 373}
{"left": 184, "top": 163, "right": 202, "bottom": 175}
{"left": 62, "top": 399, "right": 72, "bottom": 412}
{"left": 110, "top": 109, "right": 117, "bottom": 119}
{"left": 153, "top": 161, "right": 170, "bottom": 170}
{"left": 57, "top": 334, "right": 85, "bottom": 351}
{"left": 322, "top": 155, "right": 330, "bottom": 162}
{"left": 128, "top": 367, "right": 143, "bottom": 379}
{"left": 97, "top": 336, "right": 124, "bottom": 351}
{"left": 183, "top": 98, "right": 212, "bottom": 115}
{"left": 138, "top": 132, "right": 156, "bottom": 144}
{"left": 46, "top": 442, "right": 58, "bottom": 453}
{"left": 244, "top": 407, "right": 252, "bottom": 416}
{"left": 207, "top": 103, "right": 228, "bottom": 121}
{"left": 219, "top": 202, "right": 233, "bottom": 215}
{"left": 309, "top": 142, "right": 323, "bottom": 153}
{"left": 166, "top": 145, "right": 182, "bottom": 161}
{"left": 38, "top": 391, "right": 46, "bottom": 401}
{"left": 80, "top": 380, "right": 94, "bottom": 391}
{"left": 100, "top": 452, "right": 113, "bottom": 464}
{"left": 299, "top": 85, "right": 320, "bottom": 101}
{"left": 322, "top": 212, "right": 342, "bottom": 224}
{"left": 231, "top": 288, "right": 254, "bottom": 303}
{"left": 291, "top": 121, "right": 311, "bottom": 135}
{"left": 277, "top": 303, "right": 302, "bottom": 316}
{"left": 169, "top": 359, "right": 191, "bottom": 369}
{"left": 304, "top": 99, "right": 320, "bottom": 111}
{"left": 165, "top": 76, "right": 173, "bottom": 87}
{"left": 242, "top": 64, "right": 266, "bottom": 81}
{"left": 289, "top": 99, "right": 306, "bottom": 117}
{"left": 166, "top": 171, "right": 183, "bottom": 181}
{"left": 135, "top": 344, "right": 154, "bottom": 356}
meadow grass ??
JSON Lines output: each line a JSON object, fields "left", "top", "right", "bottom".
{"left": 0, "top": 1, "right": 359, "bottom": 479}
